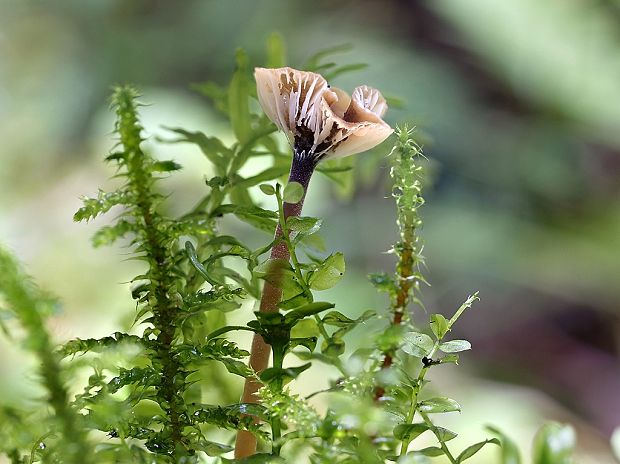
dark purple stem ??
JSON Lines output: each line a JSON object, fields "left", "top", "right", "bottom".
{"left": 271, "top": 153, "right": 316, "bottom": 260}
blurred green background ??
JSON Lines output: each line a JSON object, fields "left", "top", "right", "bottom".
{"left": 1, "top": 0, "right": 620, "bottom": 462}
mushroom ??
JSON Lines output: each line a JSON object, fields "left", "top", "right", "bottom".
{"left": 254, "top": 67, "right": 393, "bottom": 164}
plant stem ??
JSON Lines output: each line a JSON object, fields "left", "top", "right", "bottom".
{"left": 270, "top": 343, "right": 285, "bottom": 456}
{"left": 375, "top": 128, "right": 422, "bottom": 401}
{"left": 128, "top": 144, "right": 185, "bottom": 452}
{"left": 114, "top": 88, "right": 186, "bottom": 452}
{"left": 277, "top": 189, "right": 312, "bottom": 302}
{"left": 397, "top": 294, "right": 478, "bottom": 457}
{"left": 235, "top": 152, "right": 316, "bottom": 459}
{"left": 398, "top": 340, "right": 439, "bottom": 457}
{"left": 374, "top": 227, "right": 415, "bottom": 401}
{"left": 140, "top": 195, "right": 183, "bottom": 441}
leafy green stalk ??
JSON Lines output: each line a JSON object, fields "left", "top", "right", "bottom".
{"left": 389, "top": 126, "right": 425, "bottom": 326}
{"left": 375, "top": 126, "right": 426, "bottom": 399}
{"left": 73, "top": 87, "right": 194, "bottom": 458}
{"left": 112, "top": 87, "right": 186, "bottom": 451}
{"left": 0, "top": 247, "right": 92, "bottom": 464}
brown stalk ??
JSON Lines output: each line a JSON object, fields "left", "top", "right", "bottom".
{"left": 374, "top": 238, "right": 415, "bottom": 401}
{"left": 235, "top": 154, "right": 315, "bottom": 458}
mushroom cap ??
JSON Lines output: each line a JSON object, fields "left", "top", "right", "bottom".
{"left": 254, "top": 67, "right": 393, "bottom": 162}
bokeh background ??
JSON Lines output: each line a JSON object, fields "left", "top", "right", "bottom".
{"left": 1, "top": 0, "right": 620, "bottom": 462}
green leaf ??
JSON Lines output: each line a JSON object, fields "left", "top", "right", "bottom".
{"left": 418, "top": 397, "right": 461, "bottom": 414}
{"left": 254, "top": 259, "right": 303, "bottom": 295}
{"left": 205, "top": 235, "right": 253, "bottom": 253}
{"left": 229, "top": 48, "right": 251, "bottom": 144}
{"left": 108, "top": 367, "right": 160, "bottom": 393}
{"left": 283, "top": 181, "right": 305, "bottom": 203}
{"left": 287, "top": 216, "right": 322, "bottom": 236}
{"left": 368, "top": 272, "right": 395, "bottom": 293}
{"left": 434, "top": 426, "right": 458, "bottom": 442}
{"left": 192, "top": 81, "right": 228, "bottom": 114}
{"left": 91, "top": 220, "right": 135, "bottom": 247}
{"left": 289, "top": 337, "right": 317, "bottom": 352}
{"left": 321, "top": 311, "right": 354, "bottom": 327}
{"left": 318, "top": 156, "right": 356, "bottom": 196}
{"left": 430, "top": 314, "right": 449, "bottom": 340}
{"left": 532, "top": 422, "right": 575, "bottom": 464}
{"left": 183, "top": 287, "right": 244, "bottom": 314}
{"left": 234, "top": 166, "right": 290, "bottom": 189}
{"left": 192, "top": 403, "right": 267, "bottom": 431}
{"left": 200, "top": 440, "right": 234, "bottom": 456}
{"left": 150, "top": 160, "right": 182, "bottom": 173}
{"left": 376, "top": 324, "right": 407, "bottom": 352}
{"left": 402, "top": 332, "right": 434, "bottom": 358}
{"left": 290, "top": 318, "right": 320, "bottom": 339}
{"left": 304, "top": 43, "right": 353, "bottom": 71}
{"left": 59, "top": 333, "right": 144, "bottom": 357}
{"left": 308, "top": 252, "right": 345, "bottom": 291}
{"left": 320, "top": 310, "right": 375, "bottom": 348}
{"left": 185, "top": 241, "right": 216, "bottom": 284}
{"left": 206, "top": 175, "right": 229, "bottom": 188}
{"left": 211, "top": 204, "right": 278, "bottom": 219}
{"left": 486, "top": 426, "right": 521, "bottom": 464}
{"left": 299, "top": 232, "right": 326, "bottom": 252}
{"left": 73, "top": 189, "right": 129, "bottom": 222}
{"left": 385, "top": 95, "right": 406, "bottom": 109}
{"left": 457, "top": 438, "right": 500, "bottom": 462}
{"left": 393, "top": 423, "right": 429, "bottom": 441}
{"left": 207, "top": 325, "right": 256, "bottom": 340}
{"left": 439, "top": 340, "right": 472, "bottom": 353}
{"left": 218, "top": 357, "right": 254, "bottom": 378}
{"left": 260, "top": 363, "right": 311, "bottom": 384}
{"left": 265, "top": 32, "right": 286, "bottom": 68}
{"left": 238, "top": 213, "right": 278, "bottom": 233}
{"left": 279, "top": 292, "right": 312, "bottom": 310}
{"left": 441, "top": 354, "right": 460, "bottom": 365}
{"left": 284, "top": 302, "right": 335, "bottom": 326}
{"left": 176, "top": 338, "right": 249, "bottom": 362}
{"left": 212, "top": 204, "right": 278, "bottom": 233}
{"left": 222, "top": 454, "right": 286, "bottom": 463}
{"left": 418, "top": 447, "right": 445, "bottom": 457}
{"left": 315, "top": 164, "right": 353, "bottom": 174}
{"left": 399, "top": 454, "right": 431, "bottom": 464}
{"left": 259, "top": 184, "right": 276, "bottom": 195}
{"left": 323, "top": 62, "right": 369, "bottom": 80}
{"left": 321, "top": 338, "right": 345, "bottom": 357}
{"left": 252, "top": 311, "right": 285, "bottom": 328}
{"left": 165, "top": 127, "right": 231, "bottom": 173}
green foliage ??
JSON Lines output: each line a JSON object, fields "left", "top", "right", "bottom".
{"left": 0, "top": 40, "right": 578, "bottom": 464}
{"left": 70, "top": 70, "right": 295, "bottom": 460}
{"left": 0, "top": 248, "right": 92, "bottom": 463}
{"left": 282, "top": 181, "right": 304, "bottom": 204}
{"left": 487, "top": 426, "right": 522, "bottom": 464}
{"left": 532, "top": 423, "right": 576, "bottom": 464}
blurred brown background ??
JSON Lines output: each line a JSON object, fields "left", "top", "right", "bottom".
{"left": 1, "top": 1, "right": 619, "bottom": 462}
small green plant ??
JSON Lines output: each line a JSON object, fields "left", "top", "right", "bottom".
{"left": 0, "top": 37, "right": 580, "bottom": 464}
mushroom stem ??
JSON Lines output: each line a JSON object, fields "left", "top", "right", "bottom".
{"left": 235, "top": 152, "right": 316, "bottom": 458}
